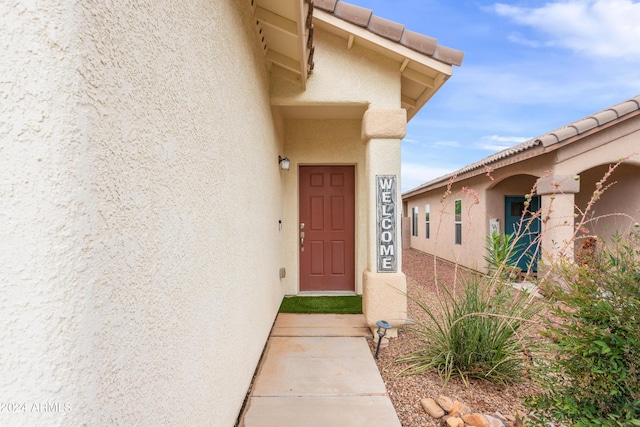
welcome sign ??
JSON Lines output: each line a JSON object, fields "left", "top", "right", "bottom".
{"left": 376, "top": 175, "right": 397, "bottom": 272}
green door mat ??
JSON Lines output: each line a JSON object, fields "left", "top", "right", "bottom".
{"left": 278, "top": 296, "right": 362, "bottom": 314}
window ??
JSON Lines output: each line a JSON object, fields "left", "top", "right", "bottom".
{"left": 424, "top": 204, "right": 430, "bottom": 239}
{"left": 454, "top": 199, "right": 462, "bottom": 245}
{"left": 411, "top": 206, "right": 418, "bottom": 237}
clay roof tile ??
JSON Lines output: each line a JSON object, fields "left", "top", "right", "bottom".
{"left": 572, "top": 117, "right": 598, "bottom": 134}
{"left": 314, "top": 0, "right": 338, "bottom": 12}
{"left": 551, "top": 126, "right": 579, "bottom": 142}
{"left": 592, "top": 109, "right": 618, "bottom": 126}
{"left": 432, "top": 45, "right": 464, "bottom": 67}
{"left": 318, "top": 1, "right": 463, "bottom": 66}
{"left": 400, "top": 29, "right": 437, "bottom": 56}
{"left": 536, "top": 134, "right": 559, "bottom": 147}
{"left": 368, "top": 15, "right": 405, "bottom": 42}
{"left": 611, "top": 99, "right": 640, "bottom": 117}
{"left": 333, "top": 1, "right": 372, "bottom": 27}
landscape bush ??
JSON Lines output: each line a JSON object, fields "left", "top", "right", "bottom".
{"left": 526, "top": 230, "right": 640, "bottom": 427}
{"left": 484, "top": 231, "right": 527, "bottom": 280}
{"left": 397, "top": 274, "right": 541, "bottom": 385}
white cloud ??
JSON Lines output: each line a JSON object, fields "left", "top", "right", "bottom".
{"left": 493, "top": 0, "right": 640, "bottom": 59}
{"left": 478, "top": 143, "right": 512, "bottom": 152}
{"left": 486, "top": 135, "right": 530, "bottom": 143}
{"left": 401, "top": 163, "right": 461, "bottom": 192}
{"left": 506, "top": 32, "right": 541, "bottom": 48}
{"left": 475, "top": 135, "right": 531, "bottom": 152}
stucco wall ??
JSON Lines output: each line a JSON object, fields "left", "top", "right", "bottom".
{"left": 272, "top": 28, "right": 400, "bottom": 109}
{"left": 407, "top": 176, "right": 488, "bottom": 271}
{"left": 555, "top": 117, "right": 640, "bottom": 245}
{"left": 575, "top": 163, "right": 640, "bottom": 241}
{"left": 1, "top": 1, "right": 283, "bottom": 425}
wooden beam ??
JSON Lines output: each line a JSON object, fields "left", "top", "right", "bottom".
{"left": 266, "top": 49, "right": 301, "bottom": 74}
{"left": 400, "top": 58, "right": 409, "bottom": 72}
{"left": 271, "top": 65, "right": 302, "bottom": 84}
{"left": 347, "top": 34, "right": 355, "bottom": 50}
{"left": 402, "top": 67, "right": 435, "bottom": 88}
{"left": 401, "top": 95, "right": 417, "bottom": 109}
{"left": 254, "top": 6, "right": 298, "bottom": 36}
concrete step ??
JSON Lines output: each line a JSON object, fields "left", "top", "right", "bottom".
{"left": 272, "top": 313, "right": 373, "bottom": 337}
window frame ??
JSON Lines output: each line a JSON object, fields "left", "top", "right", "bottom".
{"left": 454, "top": 199, "right": 462, "bottom": 245}
{"left": 411, "top": 206, "right": 419, "bottom": 237}
{"left": 424, "top": 204, "right": 430, "bottom": 239}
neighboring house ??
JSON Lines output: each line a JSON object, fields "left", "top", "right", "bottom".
{"left": 1, "top": 1, "right": 462, "bottom": 425}
{"left": 403, "top": 95, "right": 640, "bottom": 274}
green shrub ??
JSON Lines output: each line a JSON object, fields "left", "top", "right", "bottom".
{"left": 398, "top": 277, "right": 540, "bottom": 385}
{"left": 484, "top": 231, "right": 524, "bottom": 280}
{"left": 527, "top": 231, "right": 640, "bottom": 427}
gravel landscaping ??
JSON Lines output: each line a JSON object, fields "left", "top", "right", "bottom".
{"left": 369, "top": 249, "right": 540, "bottom": 427}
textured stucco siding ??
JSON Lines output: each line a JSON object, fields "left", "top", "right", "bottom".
{"left": 272, "top": 28, "right": 400, "bottom": 109}
{"left": 1, "top": 1, "right": 283, "bottom": 425}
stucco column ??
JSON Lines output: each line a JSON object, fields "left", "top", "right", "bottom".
{"left": 537, "top": 175, "right": 580, "bottom": 270}
{"left": 361, "top": 108, "right": 407, "bottom": 337}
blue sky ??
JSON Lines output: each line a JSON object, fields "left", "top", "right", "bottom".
{"left": 346, "top": 0, "right": 640, "bottom": 191}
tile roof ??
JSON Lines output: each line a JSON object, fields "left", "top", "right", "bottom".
{"left": 403, "top": 94, "right": 640, "bottom": 197}
{"left": 314, "top": 0, "right": 464, "bottom": 66}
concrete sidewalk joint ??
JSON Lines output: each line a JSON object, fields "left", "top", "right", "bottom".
{"left": 238, "top": 314, "right": 401, "bottom": 427}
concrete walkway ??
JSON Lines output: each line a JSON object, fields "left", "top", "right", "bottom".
{"left": 238, "top": 314, "right": 401, "bottom": 427}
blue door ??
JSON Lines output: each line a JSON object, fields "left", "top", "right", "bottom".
{"left": 504, "top": 196, "right": 541, "bottom": 273}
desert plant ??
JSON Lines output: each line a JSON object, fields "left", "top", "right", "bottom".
{"left": 526, "top": 231, "right": 640, "bottom": 427}
{"left": 398, "top": 275, "right": 541, "bottom": 385}
{"left": 484, "top": 231, "right": 524, "bottom": 280}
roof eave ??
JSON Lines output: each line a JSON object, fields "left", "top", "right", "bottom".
{"left": 251, "top": 0, "right": 313, "bottom": 89}
{"left": 313, "top": 8, "right": 457, "bottom": 121}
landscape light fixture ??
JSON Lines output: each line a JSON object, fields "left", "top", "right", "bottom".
{"left": 375, "top": 320, "right": 391, "bottom": 359}
{"left": 278, "top": 155, "right": 290, "bottom": 171}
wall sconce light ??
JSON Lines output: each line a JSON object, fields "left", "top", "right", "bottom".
{"left": 278, "top": 156, "right": 290, "bottom": 171}
{"left": 375, "top": 320, "right": 391, "bottom": 359}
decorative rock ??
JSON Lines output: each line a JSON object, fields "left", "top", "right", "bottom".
{"left": 449, "top": 401, "right": 472, "bottom": 417}
{"left": 463, "top": 413, "right": 491, "bottom": 427}
{"left": 486, "top": 414, "right": 506, "bottom": 427}
{"left": 493, "top": 412, "right": 507, "bottom": 422}
{"left": 420, "top": 397, "right": 445, "bottom": 418}
{"left": 445, "top": 416, "right": 465, "bottom": 427}
{"left": 436, "top": 395, "right": 454, "bottom": 412}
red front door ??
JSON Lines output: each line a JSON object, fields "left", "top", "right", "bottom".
{"left": 299, "top": 166, "right": 355, "bottom": 292}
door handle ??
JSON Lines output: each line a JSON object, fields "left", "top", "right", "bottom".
{"left": 300, "top": 231, "right": 305, "bottom": 247}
